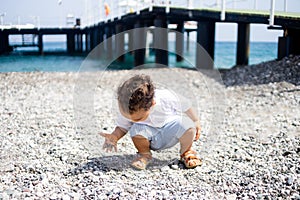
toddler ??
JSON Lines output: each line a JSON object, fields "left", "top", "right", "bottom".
{"left": 100, "top": 74, "right": 202, "bottom": 170}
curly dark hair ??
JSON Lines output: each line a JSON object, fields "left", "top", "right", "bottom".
{"left": 117, "top": 74, "right": 155, "bottom": 114}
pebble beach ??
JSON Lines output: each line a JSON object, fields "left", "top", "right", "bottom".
{"left": 0, "top": 55, "right": 299, "bottom": 199}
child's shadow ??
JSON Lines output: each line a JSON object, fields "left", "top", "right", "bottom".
{"left": 68, "top": 154, "right": 179, "bottom": 175}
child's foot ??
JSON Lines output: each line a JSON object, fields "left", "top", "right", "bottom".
{"left": 180, "top": 149, "right": 202, "bottom": 169}
{"left": 131, "top": 152, "right": 152, "bottom": 170}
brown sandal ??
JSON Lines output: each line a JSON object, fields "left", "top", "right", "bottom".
{"left": 180, "top": 150, "right": 202, "bottom": 169}
{"left": 131, "top": 152, "right": 152, "bottom": 170}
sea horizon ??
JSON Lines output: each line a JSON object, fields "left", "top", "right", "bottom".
{"left": 0, "top": 41, "right": 278, "bottom": 72}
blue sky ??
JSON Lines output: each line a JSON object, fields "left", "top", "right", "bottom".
{"left": 1, "top": 0, "right": 300, "bottom": 42}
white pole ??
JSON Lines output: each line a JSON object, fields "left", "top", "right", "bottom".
{"left": 0, "top": 13, "right": 4, "bottom": 25}
{"left": 93, "top": 1, "right": 96, "bottom": 25}
{"left": 188, "top": 0, "right": 193, "bottom": 9}
{"left": 166, "top": 0, "right": 170, "bottom": 13}
{"left": 86, "top": 0, "right": 88, "bottom": 26}
{"left": 110, "top": 0, "right": 113, "bottom": 21}
{"left": 137, "top": 0, "right": 140, "bottom": 15}
{"left": 58, "top": 0, "right": 63, "bottom": 28}
{"left": 254, "top": 0, "right": 257, "bottom": 10}
{"left": 284, "top": 0, "right": 287, "bottom": 12}
{"left": 145, "top": 30, "right": 151, "bottom": 57}
{"left": 269, "top": 0, "right": 275, "bottom": 26}
{"left": 37, "top": 16, "right": 40, "bottom": 29}
{"left": 87, "top": 0, "right": 90, "bottom": 26}
{"left": 99, "top": 0, "right": 101, "bottom": 22}
{"left": 32, "top": 16, "right": 37, "bottom": 27}
{"left": 127, "top": 0, "right": 129, "bottom": 13}
{"left": 118, "top": 0, "right": 121, "bottom": 19}
{"left": 92, "top": 1, "right": 95, "bottom": 25}
{"left": 221, "top": 0, "right": 226, "bottom": 21}
{"left": 149, "top": 0, "right": 153, "bottom": 12}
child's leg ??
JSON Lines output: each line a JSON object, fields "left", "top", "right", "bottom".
{"left": 132, "top": 135, "right": 151, "bottom": 154}
{"left": 179, "top": 128, "right": 202, "bottom": 168}
{"left": 179, "top": 128, "right": 195, "bottom": 155}
{"left": 131, "top": 135, "right": 152, "bottom": 170}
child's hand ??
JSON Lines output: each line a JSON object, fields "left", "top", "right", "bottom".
{"left": 99, "top": 132, "right": 118, "bottom": 152}
{"left": 194, "top": 120, "right": 201, "bottom": 141}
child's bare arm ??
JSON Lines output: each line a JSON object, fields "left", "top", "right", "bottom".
{"left": 184, "top": 108, "right": 201, "bottom": 141}
{"left": 99, "top": 127, "right": 127, "bottom": 152}
{"left": 111, "top": 126, "right": 127, "bottom": 140}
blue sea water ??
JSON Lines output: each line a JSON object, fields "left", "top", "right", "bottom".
{"left": 0, "top": 41, "right": 277, "bottom": 72}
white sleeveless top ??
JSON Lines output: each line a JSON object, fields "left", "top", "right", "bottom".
{"left": 116, "top": 89, "right": 191, "bottom": 131}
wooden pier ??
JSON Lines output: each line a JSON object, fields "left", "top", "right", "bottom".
{"left": 0, "top": 28, "right": 84, "bottom": 54}
{"left": 0, "top": 6, "right": 300, "bottom": 68}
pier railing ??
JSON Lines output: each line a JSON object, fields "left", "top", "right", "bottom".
{"left": 81, "top": 0, "right": 300, "bottom": 27}
{"left": 1, "top": 0, "right": 298, "bottom": 29}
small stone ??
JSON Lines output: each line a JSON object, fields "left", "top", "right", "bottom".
{"left": 125, "top": 187, "right": 135, "bottom": 194}
{"left": 5, "top": 189, "right": 14, "bottom": 196}
{"left": 160, "top": 166, "right": 170, "bottom": 172}
{"left": 23, "top": 188, "right": 31, "bottom": 193}
{"left": 170, "top": 164, "right": 179, "bottom": 170}
{"left": 291, "top": 193, "right": 300, "bottom": 200}
{"left": 60, "top": 155, "right": 68, "bottom": 162}
{"left": 62, "top": 194, "right": 71, "bottom": 200}
{"left": 149, "top": 190, "right": 156, "bottom": 197}
{"left": 70, "top": 193, "right": 81, "bottom": 200}
{"left": 161, "top": 190, "right": 169, "bottom": 197}
{"left": 195, "top": 166, "right": 203, "bottom": 172}
{"left": 115, "top": 187, "right": 125, "bottom": 194}
{"left": 35, "top": 163, "right": 42, "bottom": 169}
{"left": 26, "top": 165, "right": 35, "bottom": 172}
{"left": 32, "top": 181, "right": 39, "bottom": 186}
{"left": 5, "top": 164, "right": 14, "bottom": 172}
{"left": 50, "top": 193, "right": 58, "bottom": 200}
{"left": 137, "top": 189, "right": 146, "bottom": 195}
{"left": 286, "top": 176, "right": 293, "bottom": 186}
{"left": 0, "top": 193, "right": 9, "bottom": 200}
{"left": 257, "top": 194, "right": 264, "bottom": 199}
{"left": 84, "top": 188, "right": 92, "bottom": 196}
{"left": 36, "top": 192, "right": 44, "bottom": 197}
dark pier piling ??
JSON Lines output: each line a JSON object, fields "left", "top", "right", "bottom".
{"left": 115, "top": 23, "right": 125, "bottom": 62}
{"left": 196, "top": 20, "right": 215, "bottom": 69}
{"left": 236, "top": 23, "right": 250, "bottom": 66}
{"left": 175, "top": 21, "right": 184, "bottom": 62}
{"left": 277, "top": 28, "right": 300, "bottom": 59}
{"left": 154, "top": 15, "right": 169, "bottom": 66}
{"left": 0, "top": 31, "right": 9, "bottom": 54}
